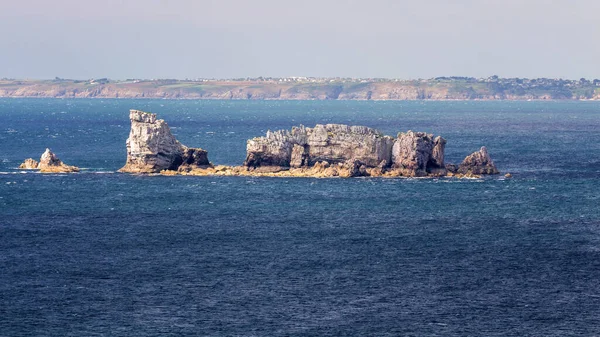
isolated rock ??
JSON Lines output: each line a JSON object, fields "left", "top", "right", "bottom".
{"left": 18, "top": 148, "right": 79, "bottom": 173}
{"left": 457, "top": 146, "right": 499, "bottom": 175}
{"left": 391, "top": 131, "right": 446, "bottom": 176}
{"left": 119, "top": 109, "right": 210, "bottom": 173}
{"left": 244, "top": 124, "right": 394, "bottom": 168}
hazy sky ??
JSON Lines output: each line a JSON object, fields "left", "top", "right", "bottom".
{"left": 1, "top": 0, "right": 599, "bottom": 79}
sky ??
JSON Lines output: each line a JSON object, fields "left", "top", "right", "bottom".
{"left": 0, "top": 0, "right": 599, "bottom": 80}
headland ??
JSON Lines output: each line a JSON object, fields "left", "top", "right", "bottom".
{"left": 2, "top": 76, "right": 599, "bottom": 100}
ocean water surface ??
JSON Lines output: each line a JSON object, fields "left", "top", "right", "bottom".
{"left": 1, "top": 99, "right": 600, "bottom": 336}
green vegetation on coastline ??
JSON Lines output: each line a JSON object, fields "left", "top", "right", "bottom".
{"left": 1, "top": 76, "right": 599, "bottom": 100}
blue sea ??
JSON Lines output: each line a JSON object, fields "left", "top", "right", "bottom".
{"left": 1, "top": 98, "right": 600, "bottom": 336}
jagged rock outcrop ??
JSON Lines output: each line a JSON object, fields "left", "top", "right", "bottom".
{"left": 116, "top": 112, "right": 499, "bottom": 178}
{"left": 241, "top": 124, "right": 502, "bottom": 177}
{"left": 119, "top": 109, "right": 210, "bottom": 173}
{"left": 241, "top": 124, "right": 499, "bottom": 178}
{"left": 244, "top": 124, "right": 394, "bottom": 170}
{"left": 391, "top": 131, "right": 447, "bottom": 176}
{"left": 18, "top": 148, "right": 79, "bottom": 173}
{"left": 455, "top": 146, "right": 500, "bottom": 175}
{"left": 18, "top": 158, "right": 39, "bottom": 169}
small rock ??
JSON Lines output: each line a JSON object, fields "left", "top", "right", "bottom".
{"left": 25, "top": 148, "right": 80, "bottom": 173}
{"left": 18, "top": 158, "right": 39, "bottom": 169}
{"left": 457, "top": 147, "right": 499, "bottom": 175}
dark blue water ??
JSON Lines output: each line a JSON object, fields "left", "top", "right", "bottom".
{"left": 1, "top": 99, "right": 600, "bottom": 336}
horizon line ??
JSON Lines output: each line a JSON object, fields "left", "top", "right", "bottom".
{"left": 3, "top": 75, "right": 600, "bottom": 82}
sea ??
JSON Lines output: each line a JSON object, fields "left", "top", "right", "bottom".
{"left": 1, "top": 98, "right": 599, "bottom": 336}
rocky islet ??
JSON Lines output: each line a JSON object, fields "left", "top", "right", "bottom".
{"left": 241, "top": 124, "right": 497, "bottom": 178}
{"left": 18, "top": 109, "right": 500, "bottom": 178}
{"left": 19, "top": 148, "right": 80, "bottom": 173}
{"left": 118, "top": 109, "right": 499, "bottom": 178}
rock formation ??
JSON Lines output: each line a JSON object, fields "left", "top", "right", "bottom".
{"left": 391, "top": 131, "right": 447, "bottom": 176}
{"left": 18, "top": 148, "right": 79, "bottom": 173}
{"left": 119, "top": 109, "right": 210, "bottom": 173}
{"left": 454, "top": 146, "right": 500, "bottom": 175}
{"left": 244, "top": 124, "right": 394, "bottom": 176}
{"left": 243, "top": 124, "right": 498, "bottom": 178}
{"left": 117, "top": 111, "right": 499, "bottom": 178}
{"left": 18, "top": 158, "right": 39, "bottom": 169}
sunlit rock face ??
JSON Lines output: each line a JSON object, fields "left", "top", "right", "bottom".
{"left": 119, "top": 109, "right": 209, "bottom": 173}
{"left": 19, "top": 148, "right": 79, "bottom": 173}
{"left": 118, "top": 112, "right": 499, "bottom": 178}
{"left": 244, "top": 124, "right": 394, "bottom": 169}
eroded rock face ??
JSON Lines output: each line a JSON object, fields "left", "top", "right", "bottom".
{"left": 456, "top": 146, "right": 500, "bottom": 175}
{"left": 391, "top": 131, "right": 446, "bottom": 176}
{"left": 119, "top": 113, "right": 499, "bottom": 178}
{"left": 243, "top": 129, "right": 297, "bottom": 167}
{"left": 167, "top": 144, "right": 499, "bottom": 179}
{"left": 18, "top": 148, "right": 79, "bottom": 173}
{"left": 119, "top": 110, "right": 210, "bottom": 173}
{"left": 244, "top": 124, "right": 394, "bottom": 168}
{"left": 290, "top": 144, "right": 309, "bottom": 168}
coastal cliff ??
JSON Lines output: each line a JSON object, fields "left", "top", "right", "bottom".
{"left": 119, "top": 110, "right": 210, "bottom": 173}
{"left": 1, "top": 77, "right": 598, "bottom": 100}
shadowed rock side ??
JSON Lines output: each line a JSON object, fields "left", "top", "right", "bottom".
{"left": 119, "top": 110, "right": 210, "bottom": 173}
{"left": 447, "top": 146, "right": 500, "bottom": 176}
{"left": 19, "top": 148, "right": 80, "bottom": 173}
{"left": 392, "top": 131, "right": 447, "bottom": 176}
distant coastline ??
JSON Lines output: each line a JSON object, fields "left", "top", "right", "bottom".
{"left": 1, "top": 76, "right": 599, "bottom": 101}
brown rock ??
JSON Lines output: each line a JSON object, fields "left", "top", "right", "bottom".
{"left": 18, "top": 158, "right": 39, "bottom": 169}
{"left": 37, "top": 148, "right": 79, "bottom": 173}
